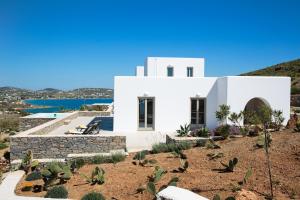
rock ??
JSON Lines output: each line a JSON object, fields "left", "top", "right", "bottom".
{"left": 236, "top": 189, "right": 258, "bottom": 200}
{"left": 286, "top": 114, "right": 298, "bottom": 129}
{"left": 157, "top": 186, "right": 209, "bottom": 200}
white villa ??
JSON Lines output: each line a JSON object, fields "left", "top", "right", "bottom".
{"left": 113, "top": 57, "right": 291, "bottom": 133}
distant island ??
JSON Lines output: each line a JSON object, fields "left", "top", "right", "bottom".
{"left": 0, "top": 87, "right": 113, "bottom": 114}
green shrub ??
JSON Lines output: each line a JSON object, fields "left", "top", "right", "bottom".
{"left": 91, "top": 153, "right": 125, "bottom": 164}
{"left": 191, "top": 127, "right": 209, "bottom": 137}
{"left": 81, "top": 192, "right": 105, "bottom": 200}
{"left": 151, "top": 142, "right": 191, "bottom": 154}
{"left": 70, "top": 158, "right": 85, "bottom": 172}
{"left": 25, "top": 171, "right": 42, "bottom": 181}
{"left": 44, "top": 186, "right": 68, "bottom": 198}
{"left": 214, "top": 125, "right": 230, "bottom": 138}
{"left": 176, "top": 124, "right": 190, "bottom": 137}
{"left": 133, "top": 150, "right": 149, "bottom": 160}
{"left": 0, "top": 143, "right": 8, "bottom": 150}
{"left": 81, "top": 166, "right": 105, "bottom": 185}
{"left": 111, "top": 153, "right": 126, "bottom": 163}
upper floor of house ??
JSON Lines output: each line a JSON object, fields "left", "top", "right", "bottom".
{"left": 135, "top": 57, "right": 205, "bottom": 77}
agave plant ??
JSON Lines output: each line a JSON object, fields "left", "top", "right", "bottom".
{"left": 81, "top": 166, "right": 105, "bottom": 185}
{"left": 176, "top": 124, "right": 190, "bottom": 137}
{"left": 220, "top": 158, "right": 238, "bottom": 172}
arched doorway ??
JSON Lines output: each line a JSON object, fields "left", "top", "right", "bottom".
{"left": 243, "top": 97, "right": 271, "bottom": 125}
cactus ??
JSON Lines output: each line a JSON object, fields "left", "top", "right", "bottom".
{"left": 220, "top": 158, "right": 238, "bottom": 172}
{"left": 21, "top": 150, "right": 33, "bottom": 174}
{"left": 132, "top": 150, "right": 156, "bottom": 166}
{"left": 41, "top": 162, "right": 72, "bottom": 189}
{"left": 256, "top": 133, "right": 272, "bottom": 148}
{"left": 146, "top": 166, "right": 179, "bottom": 198}
{"left": 207, "top": 152, "right": 224, "bottom": 160}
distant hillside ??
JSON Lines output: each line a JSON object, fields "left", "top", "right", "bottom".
{"left": 0, "top": 87, "right": 113, "bottom": 100}
{"left": 241, "top": 59, "right": 300, "bottom": 94}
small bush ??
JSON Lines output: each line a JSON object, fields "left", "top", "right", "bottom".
{"left": 229, "top": 125, "right": 242, "bottom": 135}
{"left": 133, "top": 150, "right": 149, "bottom": 160}
{"left": 0, "top": 142, "right": 8, "bottom": 150}
{"left": 91, "top": 153, "right": 125, "bottom": 164}
{"left": 44, "top": 186, "right": 68, "bottom": 198}
{"left": 70, "top": 158, "right": 85, "bottom": 171}
{"left": 214, "top": 125, "right": 230, "bottom": 138}
{"left": 111, "top": 153, "right": 126, "bottom": 163}
{"left": 25, "top": 171, "right": 42, "bottom": 181}
{"left": 190, "top": 127, "right": 209, "bottom": 137}
{"left": 151, "top": 142, "right": 191, "bottom": 154}
{"left": 81, "top": 192, "right": 105, "bottom": 200}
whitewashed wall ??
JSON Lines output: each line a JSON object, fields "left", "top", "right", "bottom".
{"left": 225, "top": 76, "right": 291, "bottom": 125}
{"left": 145, "top": 57, "right": 205, "bottom": 77}
{"left": 114, "top": 77, "right": 219, "bottom": 132}
{"left": 114, "top": 76, "right": 290, "bottom": 133}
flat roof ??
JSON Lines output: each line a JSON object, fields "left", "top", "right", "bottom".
{"left": 21, "top": 113, "right": 72, "bottom": 119}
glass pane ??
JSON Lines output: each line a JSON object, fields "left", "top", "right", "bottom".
{"left": 139, "top": 99, "right": 145, "bottom": 128}
{"left": 199, "top": 99, "right": 204, "bottom": 112}
{"left": 147, "top": 99, "right": 154, "bottom": 128}
{"left": 191, "top": 100, "right": 197, "bottom": 111}
{"left": 167, "top": 67, "right": 173, "bottom": 77}
{"left": 198, "top": 113, "right": 205, "bottom": 124}
{"left": 191, "top": 118, "right": 197, "bottom": 124}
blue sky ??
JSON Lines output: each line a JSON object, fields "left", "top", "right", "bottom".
{"left": 0, "top": 0, "right": 299, "bottom": 90}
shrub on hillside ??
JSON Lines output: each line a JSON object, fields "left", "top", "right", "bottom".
{"left": 91, "top": 153, "right": 125, "bottom": 164}
{"left": 151, "top": 142, "right": 191, "bottom": 154}
{"left": 190, "top": 127, "right": 209, "bottom": 137}
{"left": 44, "top": 186, "right": 68, "bottom": 199}
{"left": 81, "top": 192, "right": 105, "bottom": 200}
{"left": 213, "top": 125, "right": 230, "bottom": 138}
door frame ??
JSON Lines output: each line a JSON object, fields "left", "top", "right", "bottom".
{"left": 137, "top": 97, "right": 155, "bottom": 131}
{"left": 190, "top": 97, "right": 206, "bottom": 129}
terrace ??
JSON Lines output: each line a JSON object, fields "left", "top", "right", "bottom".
{"left": 10, "top": 111, "right": 126, "bottom": 161}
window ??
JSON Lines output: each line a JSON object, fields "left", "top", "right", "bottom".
{"left": 138, "top": 97, "right": 155, "bottom": 130}
{"left": 191, "top": 98, "right": 205, "bottom": 126}
{"left": 167, "top": 66, "right": 174, "bottom": 77}
{"left": 187, "top": 67, "right": 193, "bottom": 77}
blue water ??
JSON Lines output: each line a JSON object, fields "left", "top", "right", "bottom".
{"left": 24, "top": 98, "right": 113, "bottom": 113}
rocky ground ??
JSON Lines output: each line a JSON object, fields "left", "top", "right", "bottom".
{"left": 16, "top": 129, "right": 300, "bottom": 200}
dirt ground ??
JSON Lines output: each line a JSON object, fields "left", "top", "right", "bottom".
{"left": 16, "top": 130, "right": 300, "bottom": 200}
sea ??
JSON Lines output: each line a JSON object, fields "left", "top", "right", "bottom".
{"left": 24, "top": 98, "right": 113, "bottom": 113}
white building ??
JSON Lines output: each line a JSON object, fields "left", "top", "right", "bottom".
{"left": 113, "top": 57, "right": 290, "bottom": 133}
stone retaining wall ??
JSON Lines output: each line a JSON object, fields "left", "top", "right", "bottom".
{"left": 166, "top": 134, "right": 208, "bottom": 147}
{"left": 10, "top": 135, "right": 126, "bottom": 160}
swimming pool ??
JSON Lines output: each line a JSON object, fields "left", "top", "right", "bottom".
{"left": 22, "top": 113, "right": 71, "bottom": 119}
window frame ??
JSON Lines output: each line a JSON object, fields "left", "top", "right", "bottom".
{"left": 187, "top": 66, "right": 194, "bottom": 77}
{"left": 167, "top": 66, "right": 174, "bottom": 77}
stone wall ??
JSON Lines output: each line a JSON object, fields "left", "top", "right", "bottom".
{"left": 10, "top": 135, "right": 126, "bottom": 160}
{"left": 291, "top": 95, "right": 300, "bottom": 107}
{"left": 166, "top": 134, "right": 208, "bottom": 147}
{"left": 19, "top": 118, "right": 54, "bottom": 132}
